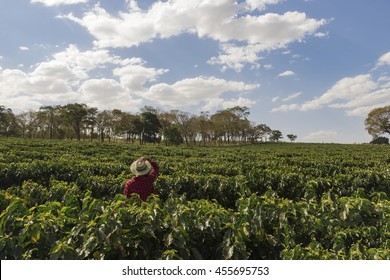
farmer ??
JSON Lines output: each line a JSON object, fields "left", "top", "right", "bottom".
{"left": 124, "top": 156, "right": 159, "bottom": 201}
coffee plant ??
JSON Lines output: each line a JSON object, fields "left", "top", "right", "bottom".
{"left": 0, "top": 138, "right": 389, "bottom": 259}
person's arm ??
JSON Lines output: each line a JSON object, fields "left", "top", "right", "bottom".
{"left": 148, "top": 160, "right": 159, "bottom": 179}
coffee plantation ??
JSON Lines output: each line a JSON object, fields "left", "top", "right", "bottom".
{"left": 0, "top": 138, "right": 389, "bottom": 259}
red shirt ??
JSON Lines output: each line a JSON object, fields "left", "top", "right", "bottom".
{"left": 124, "top": 160, "right": 159, "bottom": 201}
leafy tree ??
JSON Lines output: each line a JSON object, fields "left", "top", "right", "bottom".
{"left": 163, "top": 126, "right": 184, "bottom": 146}
{"left": 38, "top": 105, "right": 61, "bottom": 139}
{"left": 85, "top": 107, "right": 98, "bottom": 141}
{"left": 211, "top": 109, "right": 239, "bottom": 144}
{"left": 0, "top": 106, "right": 19, "bottom": 136}
{"left": 269, "top": 130, "right": 283, "bottom": 142}
{"left": 60, "top": 103, "right": 89, "bottom": 141}
{"left": 287, "top": 134, "right": 298, "bottom": 142}
{"left": 170, "top": 110, "right": 197, "bottom": 145}
{"left": 96, "top": 110, "right": 113, "bottom": 142}
{"left": 140, "top": 111, "right": 161, "bottom": 144}
{"left": 370, "top": 136, "right": 389, "bottom": 144}
{"left": 254, "top": 124, "right": 272, "bottom": 142}
{"left": 195, "top": 111, "right": 213, "bottom": 146}
{"left": 365, "top": 106, "right": 390, "bottom": 138}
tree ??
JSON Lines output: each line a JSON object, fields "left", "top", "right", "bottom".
{"left": 370, "top": 136, "right": 389, "bottom": 144}
{"left": 211, "top": 109, "right": 239, "bottom": 144}
{"left": 140, "top": 111, "right": 161, "bottom": 144}
{"left": 287, "top": 134, "right": 297, "bottom": 142}
{"left": 60, "top": 103, "right": 89, "bottom": 141}
{"left": 170, "top": 110, "right": 197, "bottom": 145}
{"left": 163, "top": 126, "right": 184, "bottom": 145}
{"left": 38, "top": 105, "right": 62, "bottom": 139}
{"left": 195, "top": 111, "right": 213, "bottom": 146}
{"left": 96, "top": 110, "right": 113, "bottom": 142}
{"left": 365, "top": 106, "right": 390, "bottom": 138}
{"left": 269, "top": 130, "right": 283, "bottom": 142}
{"left": 255, "top": 124, "right": 272, "bottom": 142}
{"left": 0, "top": 106, "right": 19, "bottom": 136}
{"left": 85, "top": 107, "right": 98, "bottom": 141}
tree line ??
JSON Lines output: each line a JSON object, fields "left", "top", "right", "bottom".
{"left": 0, "top": 104, "right": 298, "bottom": 145}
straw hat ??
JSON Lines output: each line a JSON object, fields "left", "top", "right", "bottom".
{"left": 130, "top": 158, "right": 153, "bottom": 176}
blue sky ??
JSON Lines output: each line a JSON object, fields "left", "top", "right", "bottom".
{"left": 1, "top": 0, "right": 390, "bottom": 143}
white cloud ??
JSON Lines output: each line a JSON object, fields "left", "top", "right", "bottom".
{"left": 314, "top": 31, "right": 328, "bottom": 38}
{"left": 271, "top": 103, "right": 299, "bottom": 112}
{"left": 245, "top": 0, "right": 285, "bottom": 11}
{"left": 376, "top": 51, "right": 390, "bottom": 67}
{"left": 53, "top": 44, "right": 120, "bottom": 74}
{"left": 0, "top": 45, "right": 125, "bottom": 111}
{"left": 274, "top": 71, "right": 390, "bottom": 116}
{"left": 19, "top": 46, "right": 30, "bottom": 51}
{"left": 277, "top": 70, "right": 296, "bottom": 77}
{"left": 222, "top": 97, "right": 256, "bottom": 109}
{"left": 300, "top": 74, "right": 378, "bottom": 111}
{"left": 113, "top": 60, "right": 168, "bottom": 93}
{"left": 0, "top": 69, "right": 29, "bottom": 98}
{"left": 145, "top": 76, "right": 259, "bottom": 109}
{"left": 303, "top": 130, "right": 338, "bottom": 142}
{"left": 282, "top": 92, "right": 301, "bottom": 101}
{"left": 31, "top": 0, "right": 88, "bottom": 6}
{"left": 62, "top": 1, "right": 326, "bottom": 71}
{"left": 78, "top": 78, "right": 142, "bottom": 111}
{"left": 208, "top": 43, "right": 263, "bottom": 72}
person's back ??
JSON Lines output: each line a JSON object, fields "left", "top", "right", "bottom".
{"left": 124, "top": 156, "right": 159, "bottom": 201}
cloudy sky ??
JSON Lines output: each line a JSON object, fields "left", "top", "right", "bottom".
{"left": 1, "top": 0, "right": 390, "bottom": 143}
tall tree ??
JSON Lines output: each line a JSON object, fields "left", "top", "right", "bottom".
{"left": 365, "top": 106, "right": 390, "bottom": 138}
{"left": 60, "top": 103, "right": 89, "bottom": 141}
{"left": 269, "top": 130, "right": 283, "bottom": 142}
{"left": 195, "top": 111, "right": 213, "bottom": 146}
{"left": 96, "top": 110, "right": 113, "bottom": 142}
{"left": 140, "top": 111, "right": 161, "bottom": 144}
{"left": 0, "top": 106, "right": 19, "bottom": 136}
{"left": 38, "top": 105, "right": 61, "bottom": 139}
{"left": 85, "top": 107, "right": 98, "bottom": 141}
{"left": 287, "top": 134, "right": 298, "bottom": 142}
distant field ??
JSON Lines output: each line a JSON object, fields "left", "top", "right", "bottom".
{"left": 0, "top": 138, "right": 389, "bottom": 259}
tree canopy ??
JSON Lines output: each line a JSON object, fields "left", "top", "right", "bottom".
{"left": 365, "top": 106, "right": 390, "bottom": 139}
{"left": 1, "top": 103, "right": 292, "bottom": 145}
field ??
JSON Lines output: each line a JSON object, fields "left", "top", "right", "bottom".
{"left": 0, "top": 138, "right": 389, "bottom": 260}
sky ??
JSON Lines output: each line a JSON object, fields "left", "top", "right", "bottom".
{"left": 1, "top": 0, "right": 390, "bottom": 143}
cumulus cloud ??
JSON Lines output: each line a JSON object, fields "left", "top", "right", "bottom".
{"left": 113, "top": 59, "right": 168, "bottom": 93}
{"left": 19, "top": 46, "right": 30, "bottom": 51}
{"left": 300, "top": 74, "right": 378, "bottom": 111}
{"left": 245, "top": 0, "right": 285, "bottom": 11}
{"left": 271, "top": 103, "right": 299, "bottom": 112}
{"left": 282, "top": 92, "right": 301, "bottom": 101}
{"left": 272, "top": 67, "right": 390, "bottom": 116}
{"left": 79, "top": 78, "right": 142, "bottom": 111}
{"left": 277, "top": 70, "right": 296, "bottom": 77}
{"left": 222, "top": 97, "right": 256, "bottom": 109}
{"left": 31, "top": 0, "right": 88, "bottom": 6}
{"left": 1, "top": 42, "right": 259, "bottom": 113}
{"left": 303, "top": 130, "right": 338, "bottom": 142}
{"left": 53, "top": 44, "right": 121, "bottom": 74}
{"left": 376, "top": 51, "right": 390, "bottom": 67}
{"left": 0, "top": 45, "right": 126, "bottom": 111}
{"left": 62, "top": 0, "right": 326, "bottom": 71}
{"left": 144, "top": 76, "right": 259, "bottom": 109}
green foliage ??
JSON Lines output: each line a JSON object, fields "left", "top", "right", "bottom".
{"left": 370, "top": 136, "right": 389, "bottom": 144}
{"left": 0, "top": 138, "right": 389, "bottom": 259}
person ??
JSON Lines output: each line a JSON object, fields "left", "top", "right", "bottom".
{"left": 124, "top": 156, "right": 159, "bottom": 201}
